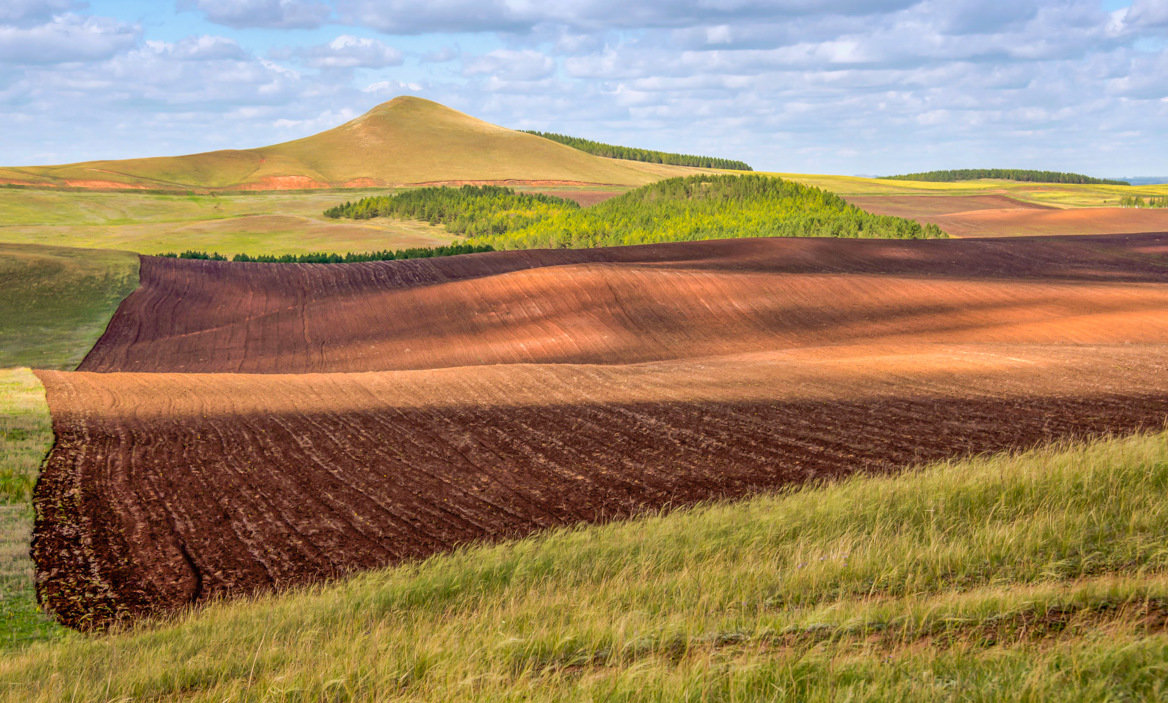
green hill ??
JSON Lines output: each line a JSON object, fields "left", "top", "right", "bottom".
{"left": 326, "top": 175, "right": 945, "bottom": 249}
{"left": 3, "top": 431, "right": 1167, "bottom": 700}
{"left": 0, "top": 98, "right": 687, "bottom": 192}
{"left": 0, "top": 244, "right": 138, "bottom": 369}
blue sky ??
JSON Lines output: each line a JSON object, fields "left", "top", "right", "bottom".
{"left": 1, "top": 0, "right": 1166, "bottom": 176}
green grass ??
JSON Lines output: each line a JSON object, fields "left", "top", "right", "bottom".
{"left": 4, "top": 430, "right": 1168, "bottom": 701}
{"left": 0, "top": 244, "right": 139, "bottom": 369}
{"left": 0, "top": 368, "right": 65, "bottom": 652}
{"left": 0, "top": 187, "right": 460, "bottom": 256}
{"left": 774, "top": 172, "right": 1168, "bottom": 207}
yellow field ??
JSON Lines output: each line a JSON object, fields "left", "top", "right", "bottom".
{"left": 774, "top": 173, "right": 1168, "bottom": 207}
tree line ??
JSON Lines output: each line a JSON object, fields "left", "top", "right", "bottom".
{"left": 326, "top": 175, "right": 945, "bottom": 251}
{"left": 1119, "top": 195, "right": 1168, "bottom": 208}
{"left": 522, "top": 131, "right": 753, "bottom": 171}
{"left": 324, "top": 185, "right": 576, "bottom": 237}
{"left": 883, "top": 169, "right": 1129, "bottom": 185}
{"left": 158, "top": 243, "right": 495, "bottom": 263}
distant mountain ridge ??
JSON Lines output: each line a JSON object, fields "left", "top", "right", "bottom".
{"left": 0, "top": 97, "right": 689, "bottom": 192}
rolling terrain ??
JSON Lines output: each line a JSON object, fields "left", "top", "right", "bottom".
{"left": 31, "top": 233, "right": 1168, "bottom": 628}
{"left": 848, "top": 194, "right": 1168, "bottom": 237}
{"left": 8, "top": 431, "right": 1168, "bottom": 700}
{"left": 0, "top": 244, "right": 138, "bottom": 369}
{"left": 0, "top": 98, "right": 689, "bottom": 192}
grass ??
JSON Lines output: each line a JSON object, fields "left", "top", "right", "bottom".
{"left": 0, "top": 243, "right": 139, "bottom": 369}
{"left": 0, "top": 368, "right": 65, "bottom": 652}
{"left": 774, "top": 173, "right": 1168, "bottom": 207}
{"left": 0, "top": 188, "right": 459, "bottom": 256}
{"left": 3, "top": 430, "right": 1168, "bottom": 700}
{"left": 0, "top": 97, "right": 684, "bottom": 191}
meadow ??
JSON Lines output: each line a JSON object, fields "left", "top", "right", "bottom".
{"left": 0, "top": 187, "right": 456, "bottom": 256}
{"left": 774, "top": 173, "right": 1168, "bottom": 208}
{"left": 2, "top": 430, "right": 1167, "bottom": 700}
{"left": 0, "top": 243, "right": 138, "bottom": 369}
{"left": 0, "top": 369, "right": 64, "bottom": 651}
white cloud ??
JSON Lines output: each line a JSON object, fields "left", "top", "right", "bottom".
{"left": 0, "top": 0, "right": 79, "bottom": 25}
{"left": 463, "top": 49, "right": 555, "bottom": 81}
{"left": 180, "top": 0, "right": 331, "bottom": 29}
{"left": 296, "top": 35, "right": 403, "bottom": 69}
{"left": 0, "top": 14, "right": 139, "bottom": 64}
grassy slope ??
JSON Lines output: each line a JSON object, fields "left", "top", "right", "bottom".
{"left": 775, "top": 173, "right": 1168, "bottom": 207}
{"left": 4, "top": 431, "right": 1168, "bottom": 700}
{"left": 0, "top": 188, "right": 459, "bottom": 256}
{"left": 0, "top": 369, "right": 64, "bottom": 651}
{"left": 0, "top": 98, "right": 686, "bottom": 191}
{"left": 0, "top": 244, "right": 138, "bottom": 369}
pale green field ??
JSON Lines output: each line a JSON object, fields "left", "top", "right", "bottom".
{"left": 4, "top": 431, "right": 1168, "bottom": 700}
{"left": 0, "top": 369, "right": 64, "bottom": 651}
{"left": 0, "top": 244, "right": 139, "bottom": 369}
{"left": 0, "top": 187, "right": 457, "bottom": 256}
{"left": 3, "top": 174, "right": 1165, "bottom": 256}
{"left": 774, "top": 173, "right": 1168, "bottom": 207}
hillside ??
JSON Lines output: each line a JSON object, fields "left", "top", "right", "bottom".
{"left": 27, "top": 234, "right": 1168, "bottom": 629}
{"left": 326, "top": 176, "right": 944, "bottom": 250}
{"left": 522, "top": 130, "right": 752, "bottom": 170}
{"left": 0, "top": 244, "right": 138, "bottom": 369}
{"left": 6, "top": 431, "right": 1168, "bottom": 700}
{"left": 0, "top": 98, "right": 685, "bottom": 191}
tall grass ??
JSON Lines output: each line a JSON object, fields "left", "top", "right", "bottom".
{"left": 3, "top": 430, "right": 1167, "bottom": 701}
{"left": 0, "top": 368, "right": 64, "bottom": 651}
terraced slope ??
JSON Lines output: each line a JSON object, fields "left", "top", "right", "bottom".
{"left": 32, "top": 233, "right": 1168, "bottom": 629}
{"left": 0, "top": 98, "right": 683, "bottom": 191}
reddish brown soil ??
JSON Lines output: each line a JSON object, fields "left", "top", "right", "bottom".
{"left": 80, "top": 235, "right": 1168, "bottom": 374}
{"left": 34, "top": 233, "right": 1168, "bottom": 629}
{"left": 846, "top": 195, "right": 1168, "bottom": 237}
{"left": 235, "top": 176, "right": 330, "bottom": 191}
{"left": 847, "top": 194, "right": 1053, "bottom": 217}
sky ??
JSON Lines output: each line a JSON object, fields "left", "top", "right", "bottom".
{"left": 1, "top": 0, "right": 1165, "bottom": 176}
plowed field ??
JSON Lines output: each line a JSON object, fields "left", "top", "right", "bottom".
{"left": 34, "top": 234, "right": 1168, "bottom": 629}
{"left": 846, "top": 195, "right": 1168, "bottom": 237}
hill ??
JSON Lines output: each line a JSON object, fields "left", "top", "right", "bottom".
{"left": 325, "top": 176, "right": 944, "bottom": 250}
{"left": 0, "top": 98, "right": 687, "bottom": 192}
{"left": 6, "top": 430, "right": 1168, "bottom": 700}
{"left": 882, "top": 169, "right": 1128, "bottom": 185}
{"left": 522, "top": 130, "right": 752, "bottom": 170}
{"left": 0, "top": 244, "right": 138, "bottom": 369}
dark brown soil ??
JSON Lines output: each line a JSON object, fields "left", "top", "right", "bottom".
{"left": 32, "top": 233, "right": 1168, "bottom": 630}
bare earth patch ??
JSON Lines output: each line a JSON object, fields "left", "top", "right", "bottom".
{"left": 31, "top": 234, "right": 1168, "bottom": 629}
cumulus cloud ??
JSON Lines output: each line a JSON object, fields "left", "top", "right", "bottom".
{"left": 296, "top": 35, "right": 403, "bottom": 69}
{"left": 334, "top": 0, "right": 921, "bottom": 34}
{"left": 463, "top": 49, "right": 555, "bottom": 81}
{"left": 180, "top": 0, "right": 332, "bottom": 29}
{"left": 0, "top": 14, "right": 139, "bottom": 64}
{"left": 3, "top": 0, "right": 1168, "bottom": 176}
{"left": 0, "top": 0, "right": 80, "bottom": 25}
{"left": 1122, "top": 0, "right": 1168, "bottom": 30}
